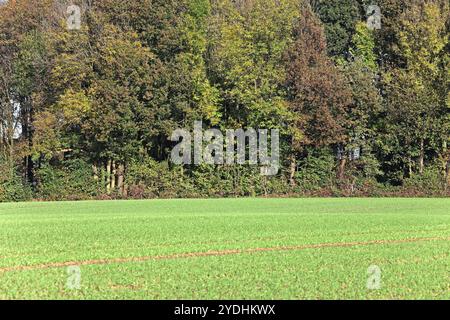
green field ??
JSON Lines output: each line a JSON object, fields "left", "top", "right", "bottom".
{"left": 0, "top": 198, "right": 449, "bottom": 300}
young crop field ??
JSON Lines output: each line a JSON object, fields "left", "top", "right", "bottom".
{"left": 0, "top": 198, "right": 449, "bottom": 300}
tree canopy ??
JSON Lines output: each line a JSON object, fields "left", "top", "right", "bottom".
{"left": 0, "top": 0, "right": 449, "bottom": 201}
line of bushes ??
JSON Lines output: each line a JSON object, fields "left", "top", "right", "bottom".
{"left": 1, "top": 156, "right": 447, "bottom": 203}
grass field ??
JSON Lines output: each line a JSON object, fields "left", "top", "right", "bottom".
{"left": 0, "top": 198, "right": 449, "bottom": 300}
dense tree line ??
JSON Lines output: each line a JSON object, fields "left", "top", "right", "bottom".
{"left": 0, "top": 0, "right": 448, "bottom": 201}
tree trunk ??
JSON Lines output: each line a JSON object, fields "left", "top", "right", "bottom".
{"left": 289, "top": 154, "right": 296, "bottom": 186}
{"left": 106, "top": 160, "right": 111, "bottom": 194}
{"left": 117, "top": 164, "right": 124, "bottom": 196}
{"left": 8, "top": 124, "right": 14, "bottom": 170}
{"left": 122, "top": 163, "right": 128, "bottom": 197}
{"left": 338, "top": 158, "right": 346, "bottom": 180}
{"left": 419, "top": 138, "right": 424, "bottom": 175}
{"left": 111, "top": 161, "right": 116, "bottom": 191}
{"left": 26, "top": 155, "right": 34, "bottom": 185}
{"left": 92, "top": 163, "right": 98, "bottom": 181}
{"left": 408, "top": 156, "right": 413, "bottom": 177}
{"left": 24, "top": 100, "right": 34, "bottom": 185}
{"left": 442, "top": 141, "right": 448, "bottom": 191}
{"left": 446, "top": 160, "right": 450, "bottom": 191}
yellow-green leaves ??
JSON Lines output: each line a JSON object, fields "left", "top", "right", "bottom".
{"left": 397, "top": 1, "right": 448, "bottom": 79}
{"left": 56, "top": 89, "right": 91, "bottom": 125}
{"left": 350, "top": 22, "right": 378, "bottom": 72}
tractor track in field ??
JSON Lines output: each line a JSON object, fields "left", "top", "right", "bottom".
{"left": 2, "top": 227, "right": 449, "bottom": 260}
{"left": 0, "top": 236, "right": 449, "bottom": 273}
